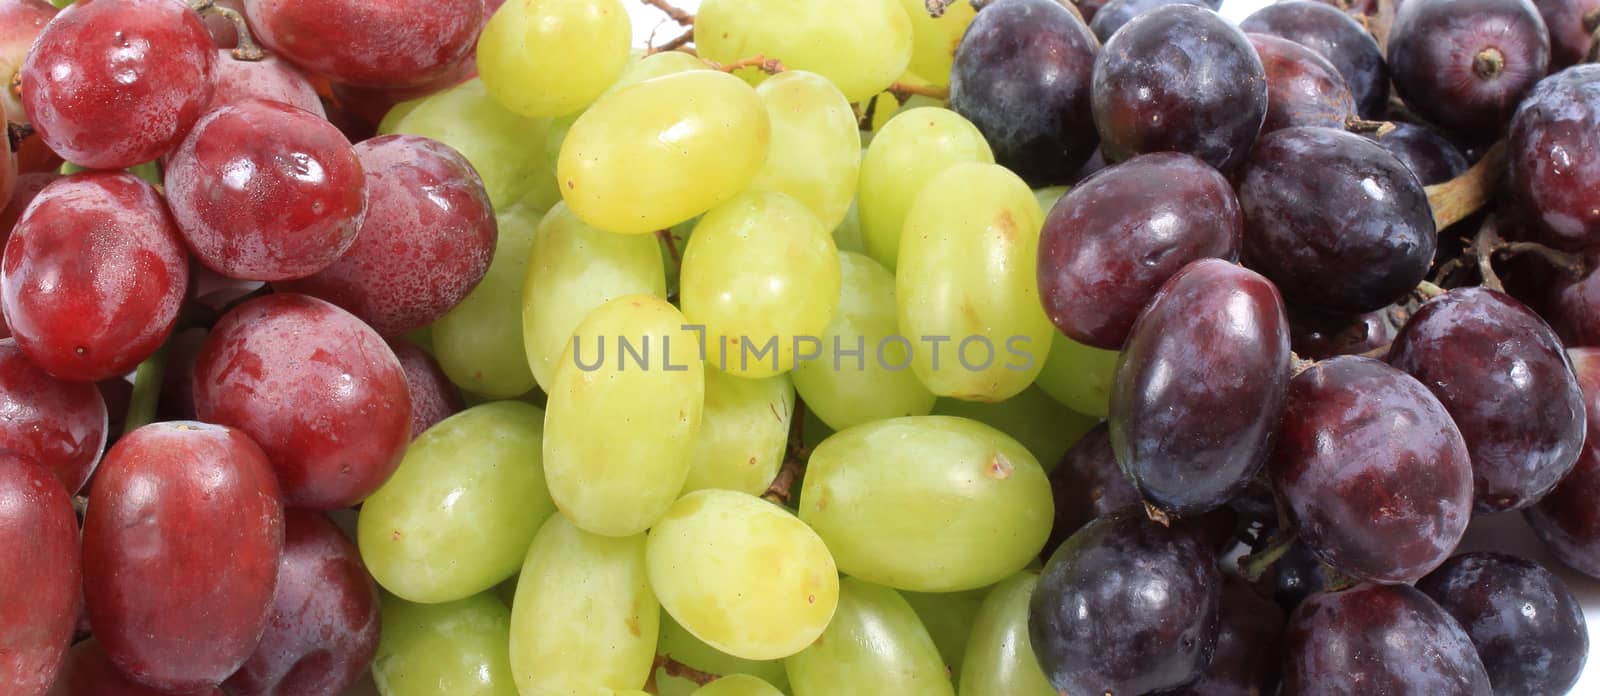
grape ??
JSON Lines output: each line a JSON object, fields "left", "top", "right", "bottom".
{"left": 193, "top": 294, "right": 412, "bottom": 510}
{"left": 857, "top": 107, "right": 994, "bottom": 270}
{"left": 0, "top": 173, "right": 57, "bottom": 246}
{"left": 1238, "top": 127, "right": 1436, "bottom": 315}
{"left": 2, "top": 172, "right": 188, "bottom": 382}
{"left": 1110, "top": 259, "right": 1290, "bottom": 516}
{"left": 1389, "top": 0, "right": 1550, "bottom": 138}
{"left": 1289, "top": 305, "right": 1404, "bottom": 360}
{"left": 1388, "top": 288, "right": 1585, "bottom": 512}
{"left": 1033, "top": 332, "right": 1118, "bottom": 417}
{"left": 1257, "top": 540, "right": 1338, "bottom": 613}
{"left": 557, "top": 70, "right": 770, "bottom": 235}
{"left": 1281, "top": 584, "right": 1492, "bottom": 695}
{"left": 898, "top": 162, "right": 1051, "bottom": 400}
{"left": 543, "top": 295, "right": 703, "bottom": 537}
{"left": 1241, "top": 1, "right": 1390, "bottom": 118}
{"left": 900, "top": 588, "right": 988, "bottom": 681}
{"left": 646, "top": 490, "right": 839, "bottom": 661}
{"left": 949, "top": 0, "right": 1099, "bottom": 185}
{"left": 932, "top": 386, "right": 1096, "bottom": 471}
{"left": 1090, "top": 0, "right": 1207, "bottom": 41}
{"left": 1029, "top": 508, "right": 1222, "bottom": 696}
{"left": 748, "top": 71, "right": 862, "bottom": 230}
{"left": 224, "top": 509, "right": 380, "bottom": 696}
{"left": 0, "top": 338, "right": 106, "bottom": 494}
{"left": 958, "top": 573, "right": 1054, "bottom": 696}
{"left": 1268, "top": 357, "right": 1473, "bottom": 584}
{"left": 206, "top": 53, "right": 326, "bottom": 118}
{"left": 1045, "top": 423, "right": 1140, "bottom": 553}
{"left": 278, "top": 135, "right": 497, "bottom": 336}
{"left": 1417, "top": 552, "right": 1588, "bottom": 695}
{"left": 82, "top": 422, "right": 284, "bottom": 693}
{"left": 1037, "top": 152, "right": 1242, "bottom": 350}
{"left": 0, "top": 453, "right": 79, "bottom": 696}
{"left": 371, "top": 593, "right": 518, "bottom": 696}
{"left": 1526, "top": 347, "right": 1600, "bottom": 577}
{"left": 900, "top": 0, "right": 976, "bottom": 87}
{"left": 1534, "top": 0, "right": 1600, "bottom": 67}
{"left": 1251, "top": 33, "right": 1360, "bottom": 133}
{"left": 358, "top": 401, "right": 554, "bottom": 603}
{"left": 683, "top": 369, "right": 795, "bottom": 496}
{"left": 690, "top": 675, "right": 783, "bottom": 696}
{"left": 1, "top": 127, "right": 12, "bottom": 208}
{"left": 49, "top": 639, "right": 224, "bottom": 696}
{"left": 434, "top": 204, "right": 540, "bottom": 399}
{"left": 1173, "top": 575, "right": 1285, "bottom": 696}
{"left": 19, "top": 0, "right": 213, "bottom": 170}
{"left": 245, "top": 0, "right": 480, "bottom": 90}
{"left": 653, "top": 613, "right": 791, "bottom": 696}
{"left": 0, "top": 0, "right": 54, "bottom": 126}
{"left": 697, "top": 0, "right": 913, "bottom": 103}
{"left": 680, "top": 191, "right": 840, "bottom": 378}
{"left": 799, "top": 416, "right": 1053, "bottom": 592}
{"left": 385, "top": 78, "right": 556, "bottom": 209}
{"left": 784, "top": 577, "right": 954, "bottom": 696}
{"left": 1372, "top": 122, "right": 1471, "bottom": 186}
{"left": 477, "top": 0, "right": 631, "bottom": 118}
{"left": 165, "top": 99, "right": 367, "bottom": 282}
{"left": 1091, "top": 5, "right": 1267, "bottom": 173}
{"left": 1507, "top": 65, "right": 1600, "bottom": 251}
{"left": 387, "top": 339, "right": 465, "bottom": 438}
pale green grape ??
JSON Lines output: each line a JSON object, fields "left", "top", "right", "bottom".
{"left": 832, "top": 197, "right": 867, "bottom": 255}
{"left": 653, "top": 613, "right": 791, "bottom": 696}
{"left": 384, "top": 78, "right": 555, "bottom": 209}
{"left": 791, "top": 251, "right": 935, "bottom": 431}
{"left": 933, "top": 386, "right": 1097, "bottom": 472}
{"left": 902, "top": 587, "right": 990, "bottom": 682}
{"left": 749, "top": 70, "right": 861, "bottom": 230}
{"left": 433, "top": 204, "right": 541, "bottom": 399}
{"left": 647, "top": 490, "right": 839, "bottom": 661}
{"left": 682, "top": 368, "right": 795, "bottom": 496}
{"left": 558, "top": 70, "right": 770, "bottom": 235}
{"left": 798, "top": 416, "right": 1053, "bottom": 592}
{"left": 372, "top": 593, "right": 518, "bottom": 696}
{"left": 521, "top": 203, "right": 667, "bottom": 390}
{"left": 690, "top": 674, "right": 784, "bottom": 696}
{"left": 959, "top": 573, "right": 1055, "bottom": 696}
{"left": 901, "top": 0, "right": 977, "bottom": 88}
{"left": 544, "top": 295, "right": 704, "bottom": 537}
{"left": 697, "top": 0, "right": 913, "bottom": 102}
{"left": 1033, "top": 185, "right": 1071, "bottom": 213}
{"left": 477, "top": 0, "right": 632, "bottom": 118}
{"left": 358, "top": 401, "right": 553, "bottom": 604}
{"left": 1034, "top": 331, "right": 1118, "bottom": 418}
{"left": 509, "top": 515, "right": 658, "bottom": 695}
{"left": 784, "top": 577, "right": 954, "bottom": 696}
{"left": 541, "top": 51, "right": 714, "bottom": 176}
{"left": 857, "top": 107, "right": 993, "bottom": 269}
{"left": 898, "top": 162, "right": 1051, "bottom": 401}
{"left": 679, "top": 191, "right": 841, "bottom": 378}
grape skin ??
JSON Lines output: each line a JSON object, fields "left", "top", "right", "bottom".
{"left": 1241, "top": 0, "right": 1391, "bottom": 118}
{"left": 1282, "top": 584, "right": 1492, "bottom": 695}
{"left": 0, "top": 453, "right": 80, "bottom": 696}
{"left": 0, "top": 338, "right": 107, "bottom": 494}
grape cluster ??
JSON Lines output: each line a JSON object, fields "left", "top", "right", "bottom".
{"left": 2, "top": 0, "right": 1600, "bottom": 695}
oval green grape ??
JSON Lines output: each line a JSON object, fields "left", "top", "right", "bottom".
{"left": 901, "top": 0, "right": 977, "bottom": 88}
{"left": 697, "top": 0, "right": 913, "bottom": 103}
{"left": 784, "top": 577, "right": 955, "bottom": 696}
{"left": 653, "top": 613, "right": 792, "bottom": 696}
{"left": 477, "top": 0, "right": 632, "bottom": 118}
{"left": 385, "top": 78, "right": 556, "bottom": 209}
{"left": 933, "top": 385, "right": 1097, "bottom": 471}
{"left": 371, "top": 592, "right": 518, "bottom": 696}
{"left": 433, "top": 204, "right": 541, "bottom": 399}
{"left": 682, "top": 368, "right": 795, "bottom": 496}
{"left": 857, "top": 107, "right": 993, "bottom": 269}
{"left": 959, "top": 572, "right": 1056, "bottom": 696}
{"left": 749, "top": 70, "right": 862, "bottom": 230}
{"left": 1034, "top": 331, "right": 1119, "bottom": 418}
{"left": 902, "top": 586, "right": 990, "bottom": 682}
{"left": 690, "top": 674, "right": 784, "bottom": 696}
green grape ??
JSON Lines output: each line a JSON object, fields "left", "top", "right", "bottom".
{"left": 520, "top": 203, "right": 667, "bottom": 390}
{"left": 682, "top": 368, "right": 796, "bottom": 496}
{"left": 654, "top": 613, "right": 792, "bottom": 696}
{"left": 509, "top": 515, "right": 658, "bottom": 695}
{"left": 1033, "top": 331, "right": 1118, "bottom": 418}
{"left": 433, "top": 204, "right": 541, "bottom": 399}
{"left": 384, "top": 78, "right": 554, "bottom": 209}
{"left": 959, "top": 573, "right": 1055, "bottom": 696}
{"left": 798, "top": 416, "right": 1053, "bottom": 592}
{"left": 679, "top": 191, "right": 841, "bottom": 379}
{"left": 902, "top": 587, "right": 990, "bottom": 682}
{"left": 558, "top": 70, "right": 770, "bottom": 235}
{"left": 544, "top": 295, "right": 704, "bottom": 537}
{"left": 358, "top": 401, "right": 554, "bottom": 604}
{"left": 932, "top": 386, "right": 1097, "bottom": 471}
{"left": 749, "top": 70, "right": 862, "bottom": 230}
{"left": 476, "top": 0, "right": 632, "bottom": 118}
{"left": 372, "top": 593, "right": 518, "bottom": 696}
{"left": 690, "top": 674, "right": 784, "bottom": 696}
{"left": 540, "top": 49, "right": 714, "bottom": 173}
{"left": 898, "top": 162, "right": 1051, "bottom": 401}
{"left": 832, "top": 197, "right": 867, "bottom": 255}
{"left": 857, "top": 107, "right": 993, "bottom": 269}
{"left": 1033, "top": 185, "right": 1071, "bottom": 213}
{"left": 901, "top": 0, "right": 977, "bottom": 88}
{"left": 791, "top": 251, "right": 935, "bottom": 431}
{"left": 647, "top": 490, "right": 840, "bottom": 661}
{"left": 784, "top": 577, "right": 954, "bottom": 696}
{"left": 697, "top": 0, "right": 913, "bottom": 103}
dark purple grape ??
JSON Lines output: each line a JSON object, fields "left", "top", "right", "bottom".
{"left": 1037, "top": 152, "right": 1242, "bottom": 350}
{"left": 1417, "top": 552, "right": 1588, "bottom": 695}
{"left": 1249, "top": 33, "right": 1359, "bottom": 133}
{"left": 1029, "top": 507, "right": 1222, "bottom": 696}
{"left": 1090, "top": 4, "right": 1267, "bottom": 173}
{"left": 1242, "top": 1, "right": 1391, "bottom": 117}
{"left": 1088, "top": 0, "right": 1205, "bottom": 42}
{"left": 1371, "top": 122, "right": 1472, "bottom": 185}
{"left": 1388, "top": 288, "right": 1585, "bottom": 512}
{"left": 1046, "top": 423, "right": 1140, "bottom": 554}
{"left": 1532, "top": 0, "right": 1600, "bottom": 67}
{"left": 1258, "top": 540, "right": 1338, "bottom": 612}
{"left": 1289, "top": 305, "right": 1405, "bottom": 360}
{"left": 1550, "top": 260, "right": 1600, "bottom": 345}
{"left": 1388, "top": 0, "right": 1551, "bottom": 138}
{"left": 1109, "top": 259, "right": 1290, "bottom": 517}
{"left": 1171, "top": 575, "right": 1284, "bottom": 696}
{"left": 1238, "top": 126, "right": 1436, "bottom": 315}
{"left": 1268, "top": 356, "right": 1473, "bottom": 584}
{"left": 1525, "top": 347, "right": 1600, "bottom": 577}
{"left": 1507, "top": 65, "right": 1600, "bottom": 251}
{"left": 949, "top": 0, "right": 1099, "bottom": 185}
{"left": 1283, "top": 584, "right": 1492, "bottom": 695}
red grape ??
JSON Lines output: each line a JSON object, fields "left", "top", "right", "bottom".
{"left": 222, "top": 509, "right": 380, "bottom": 696}
{"left": 0, "top": 453, "right": 81, "bottom": 696}
{"left": 206, "top": 52, "right": 327, "bottom": 118}
{"left": 1507, "top": 65, "right": 1600, "bottom": 251}
{"left": 48, "top": 639, "right": 224, "bottom": 696}
{"left": 1241, "top": 1, "right": 1391, "bottom": 118}
{"left": 192, "top": 294, "right": 412, "bottom": 510}
{"left": 0, "top": 0, "right": 57, "bottom": 125}
{"left": 1371, "top": 122, "right": 1471, "bottom": 185}
{"left": 1, "top": 172, "right": 60, "bottom": 242}
{"left": 156, "top": 327, "right": 208, "bottom": 423}
{"left": 1, "top": 172, "right": 189, "bottom": 382}
{"left": 200, "top": 0, "right": 245, "bottom": 50}
{"left": 164, "top": 99, "right": 367, "bottom": 282}
{"left": 0, "top": 338, "right": 107, "bottom": 494}
{"left": 19, "top": 0, "right": 215, "bottom": 170}
{"left": 82, "top": 422, "right": 284, "bottom": 694}
{"left": 1170, "top": 575, "right": 1284, "bottom": 696}
{"left": 1525, "top": 346, "right": 1600, "bottom": 577}
{"left": 1533, "top": 0, "right": 1600, "bottom": 67}
{"left": 245, "top": 0, "right": 482, "bottom": 90}
{"left": 1388, "top": 0, "right": 1551, "bottom": 138}
{"left": 387, "top": 339, "right": 465, "bottom": 439}
{"left": 1249, "top": 33, "right": 1358, "bottom": 133}
{"left": 277, "top": 135, "right": 496, "bottom": 336}
{"left": 1282, "top": 583, "right": 1492, "bottom": 695}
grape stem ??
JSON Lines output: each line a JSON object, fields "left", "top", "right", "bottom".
{"left": 189, "top": 0, "right": 265, "bottom": 61}
{"left": 925, "top": 0, "right": 961, "bottom": 17}
{"left": 639, "top": 0, "right": 695, "bottom": 26}
{"left": 887, "top": 81, "right": 950, "bottom": 104}
{"left": 647, "top": 654, "right": 719, "bottom": 690}
{"left": 1425, "top": 141, "right": 1505, "bottom": 232}
{"left": 6, "top": 121, "right": 31, "bottom": 153}
{"left": 1289, "top": 352, "right": 1315, "bottom": 376}
{"left": 648, "top": 27, "right": 695, "bottom": 54}
{"left": 1462, "top": 215, "right": 1589, "bottom": 292}
{"left": 762, "top": 400, "right": 810, "bottom": 507}
{"left": 124, "top": 345, "right": 167, "bottom": 436}
{"left": 1343, "top": 116, "right": 1396, "bottom": 137}
{"left": 1238, "top": 531, "right": 1297, "bottom": 582}
{"left": 706, "top": 55, "right": 786, "bottom": 75}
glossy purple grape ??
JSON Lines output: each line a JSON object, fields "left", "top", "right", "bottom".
{"left": 1533, "top": 0, "right": 1600, "bottom": 67}
{"left": 1388, "top": 0, "right": 1551, "bottom": 138}
{"left": 1045, "top": 423, "right": 1139, "bottom": 553}
{"left": 1371, "top": 122, "right": 1471, "bottom": 185}
{"left": 1241, "top": 1, "right": 1390, "bottom": 117}
{"left": 1088, "top": 0, "right": 1205, "bottom": 41}
{"left": 1507, "top": 65, "right": 1600, "bottom": 251}
{"left": 1282, "top": 584, "right": 1492, "bottom": 695}
{"left": 1288, "top": 306, "right": 1404, "bottom": 360}
{"left": 1171, "top": 575, "right": 1284, "bottom": 696}
{"left": 1249, "top": 33, "right": 1359, "bottom": 133}
{"left": 1525, "top": 347, "right": 1600, "bottom": 577}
